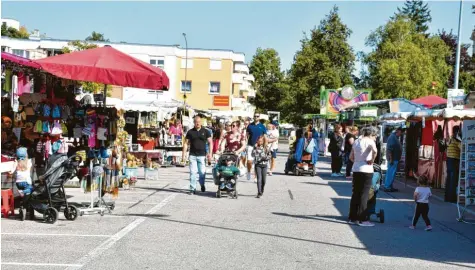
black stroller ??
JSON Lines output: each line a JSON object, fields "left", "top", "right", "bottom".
{"left": 367, "top": 163, "right": 385, "bottom": 223}
{"left": 212, "top": 152, "right": 239, "bottom": 199}
{"left": 18, "top": 154, "right": 82, "bottom": 224}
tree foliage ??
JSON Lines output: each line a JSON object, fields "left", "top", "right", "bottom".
{"left": 1, "top": 24, "right": 30, "bottom": 39}
{"left": 363, "top": 17, "right": 451, "bottom": 99}
{"left": 85, "top": 31, "right": 109, "bottom": 42}
{"left": 61, "top": 41, "right": 111, "bottom": 96}
{"left": 281, "top": 6, "right": 355, "bottom": 125}
{"left": 395, "top": 0, "right": 432, "bottom": 34}
{"left": 249, "top": 48, "right": 284, "bottom": 113}
{"left": 437, "top": 29, "right": 473, "bottom": 90}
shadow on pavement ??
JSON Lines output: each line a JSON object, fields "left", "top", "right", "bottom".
{"left": 141, "top": 216, "right": 366, "bottom": 251}
{"left": 282, "top": 173, "right": 475, "bottom": 267}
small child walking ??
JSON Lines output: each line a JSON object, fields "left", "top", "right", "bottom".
{"left": 410, "top": 176, "right": 432, "bottom": 231}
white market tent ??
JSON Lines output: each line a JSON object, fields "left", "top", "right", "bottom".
{"left": 379, "top": 109, "right": 475, "bottom": 121}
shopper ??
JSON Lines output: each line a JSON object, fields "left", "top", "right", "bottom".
{"left": 383, "top": 127, "right": 404, "bottom": 192}
{"left": 182, "top": 116, "right": 213, "bottom": 194}
{"left": 445, "top": 125, "right": 461, "bottom": 203}
{"left": 344, "top": 126, "right": 358, "bottom": 179}
{"left": 267, "top": 121, "right": 280, "bottom": 176}
{"left": 329, "top": 124, "right": 344, "bottom": 177}
{"left": 14, "top": 147, "right": 33, "bottom": 196}
{"left": 348, "top": 127, "right": 378, "bottom": 227}
{"left": 246, "top": 113, "right": 267, "bottom": 181}
{"left": 410, "top": 175, "right": 432, "bottom": 231}
{"left": 219, "top": 121, "right": 245, "bottom": 155}
{"left": 252, "top": 135, "right": 271, "bottom": 198}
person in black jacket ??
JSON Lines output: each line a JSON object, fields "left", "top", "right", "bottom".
{"left": 329, "top": 124, "right": 344, "bottom": 177}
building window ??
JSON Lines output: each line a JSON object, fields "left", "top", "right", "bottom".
{"left": 150, "top": 57, "right": 165, "bottom": 69}
{"left": 12, "top": 49, "right": 30, "bottom": 59}
{"left": 181, "top": 58, "right": 193, "bottom": 69}
{"left": 210, "top": 59, "right": 222, "bottom": 70}
{"left": 181, "top": 81, "right": 192, "bottom": 93}
{"left": 209, "top": 82, "right": 220, "bottom": 95}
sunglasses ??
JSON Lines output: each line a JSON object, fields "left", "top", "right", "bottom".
{"left": 254, "top": 115, "right": 260, "bottom": 118}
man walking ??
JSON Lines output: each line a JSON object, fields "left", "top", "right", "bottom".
{"left": 246, "top": 113, "right": 267, "bottom": 181}
{"left": 182, "top": 116, "right": 213, "bottom": 194}
{"left": 384, "top": 127, "right": 404, "bottom": 192}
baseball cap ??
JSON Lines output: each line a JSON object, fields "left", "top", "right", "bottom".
{"left": 16, "top": 147, "right": 27, "bottom": 160}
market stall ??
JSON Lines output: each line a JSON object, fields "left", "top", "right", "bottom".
{"left": 2, "top": 46, "right": 170, "bottom": 220}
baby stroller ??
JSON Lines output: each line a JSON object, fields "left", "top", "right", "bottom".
{"left": 18, "top": 154, "right": 82, "bottom": 224}
{"left": 212, "top": 152, "right": 239, "bottom": 199}
{"left": 367, "top": 163, "right": 385, "bottom": 223}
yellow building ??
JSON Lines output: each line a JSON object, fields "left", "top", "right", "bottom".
{"left": 174, "top": 49, "right": 255, "bottom": 112}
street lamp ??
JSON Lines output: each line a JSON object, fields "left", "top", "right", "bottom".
{"left": 182, "top": 33, "right": 188, "bottom": 101}
{"left": 454, "top": 0, "right": 464, "bottom": 90}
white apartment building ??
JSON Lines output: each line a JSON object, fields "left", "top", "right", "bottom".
{"left": 1, "top": 29, "right": 255, "bottom": 114}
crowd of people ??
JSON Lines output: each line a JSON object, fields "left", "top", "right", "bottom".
{"left": 181, "top": 113, "right": 280, "bottom": 197}
{"left": 181, "top": 118, "right": 434, "bottom": 230}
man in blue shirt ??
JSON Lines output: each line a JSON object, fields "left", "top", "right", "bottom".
{"left": 384, "top": 127, "right": 403, "bottom": 192}
{"left": 246, "top": 113, "right": 267, "bottom": 180}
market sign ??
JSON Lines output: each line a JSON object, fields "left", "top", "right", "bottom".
{"left": 447, "top": 89, "right": 465, "bottom": 109}
{"left": 213, "top": 96, "right": 229, "bottom": 107}
{"left": 359, "top": 107, "right": 378, "bottom": 118}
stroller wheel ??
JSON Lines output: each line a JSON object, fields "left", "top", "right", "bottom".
{"left": 19, "top": 208, "right": 26, "bottom": 221}
{"left": 64, "top": 205, "right": 79, "bottom": 221}
{"left": 379, "top": 209, "right": 385, "bottom": 223}
{"left": 28, "top": 207, "right": 35, "bottom": 220}
{"left": 233, "top": 190, "right": 238, "bottom": 199}
{"left": 109, "top": 203, "right": 115, "bottom": 211}
{"left": 43, "top": 207, "right": 59, "bottom": 224}
{"left": 216, "top": 190, "right": 221, "bottom": 198}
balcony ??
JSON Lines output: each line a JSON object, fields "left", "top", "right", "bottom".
{"left": 231, "top": 97, "right": 246, "bottom": 109}
{"left": 232, "top": 73, "right": 244, "bottom": 84}
{"left": 234, "top": 63, "right": 249, "bottom": 74}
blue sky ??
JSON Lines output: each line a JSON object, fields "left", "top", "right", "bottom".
{"left": 2, "top": 1, "right": 474, "bottom": 72}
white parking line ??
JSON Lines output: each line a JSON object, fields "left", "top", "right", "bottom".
{"left": 2, "top": 262, "right": 82, "bottom": 267}
{"left": 2, "top": 233, "right": 110, "bottom": 238}
{"left": 65, "top": 184, "right": 189, "bottom": 270}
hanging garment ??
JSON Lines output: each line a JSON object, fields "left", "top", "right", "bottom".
{"left": 42, "top": 121, "right": 51, "bottom": 133}
{"left": 97, "top": 127, "right": 107, "bottom": 141}
{"left": 44, "top": 140, "right": 52, "bottom": 159}
{"left": 88, "top": 127, "right": 96, "bottom": 148}
{"left": 12, "top": 127, "right": 21, "bottom": 141}
{"left": 51, "top": 121, "right": 62, "bottom": 135}
{"left": 43, "top": 104, "right": 51, "bottom": 117}
{"left": 73, "top": 127, "right": 83, "bottom": 138}
{"left": 17, "top": 72, "right": 29, "bottom": 95}
{"left": 3, "top": 69, "right": 12, "bottom": 92}
{"left": 62, "top": 105, "right": 70, "bottom": 120}
{"left": 52, "top": 105, "right": 61, "bottom": 119}
{"left": 61, "top": 123, "right": 68, "bottom": 135}
{"left": 34, "top": 120, "right": 43, "bottom": 133}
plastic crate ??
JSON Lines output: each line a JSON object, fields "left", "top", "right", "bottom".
{"left": 123, "top": 167, "right": 138, "bottom": 178}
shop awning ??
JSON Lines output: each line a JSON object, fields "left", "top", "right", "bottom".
{"left": 35, "top": 46, "right": 169, "bottom": 90}
{"left": 1, "top": 52, "right": 41, "bottom": 69}
{"left": 411, "top": 95, "right": 447, "bottom": 109}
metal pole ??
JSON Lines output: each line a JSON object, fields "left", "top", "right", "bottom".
{"left": 454, "top": 0, "right": 464, "bottom": 90}
{"left": 182, "top": 33, "right": 188, "bottom": 139}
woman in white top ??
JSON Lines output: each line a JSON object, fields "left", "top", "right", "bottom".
{"left": 349, "top": 127, "right": 378, "bottom": 227}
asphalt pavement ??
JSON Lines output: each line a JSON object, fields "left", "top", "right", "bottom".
{"left": 2, "top": 150, "right": 475, "bottom": 270}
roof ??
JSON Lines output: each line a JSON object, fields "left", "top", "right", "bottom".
{"left": 339, "top": 98, "right": 427, "bottom": 112}
{"left": 411, "top": 95, "right": 447, "bottom": 108}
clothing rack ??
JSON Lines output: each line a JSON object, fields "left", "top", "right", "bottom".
{"left": 457, "top": 120, "right": 475, "bottom": 224}
{"left": 79, "top": 158, "right": 114, "bottom": 216}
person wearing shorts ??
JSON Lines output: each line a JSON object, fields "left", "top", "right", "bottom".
{"left": 246, "top": 114, "right": 267, "bottom": 181}
{"left": 267, "top": 121, "right": 279, "bottom": 176}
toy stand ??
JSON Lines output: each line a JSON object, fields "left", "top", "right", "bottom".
{"left": 457, "top": 120, "right": 475, "bottom": 224}
{"left": 79, "top": 159, "right": 114, "bottom": 216}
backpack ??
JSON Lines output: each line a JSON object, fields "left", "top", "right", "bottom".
{"left": 52, "top": 105, "right": 61, "bottom": 118}
{"left": 305, "top": 138, "right": 315, "bottom": 154}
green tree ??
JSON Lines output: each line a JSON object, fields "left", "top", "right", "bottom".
{"left": 1, "top": 25, "right": 30, "bottom": 39}
{"left": 85, "top": 31, "right": 109, "bottom": 42}
{"left": 282, "top": 6, "right": 355, "bottom": 125}
{"left": 395, "top": 0, "right": 432, "bottom": 34}
{"left": 363, "top": 17, "right": 451, "bottom": 100}
{"left": 249, "top": 48, "right": 284, "bottom": 113}
{"left": 61, "top": 41, "right": 111, "bottom": 96}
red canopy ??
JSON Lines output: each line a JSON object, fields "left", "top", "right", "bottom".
{"left": 35, "top": 46, "right": 169, "bottom": 90}
{"left": 412, "top": 95, "right": 447, "bottom": 108}
{"left": 1, "top": 52, "right": 42, "bottom": 69}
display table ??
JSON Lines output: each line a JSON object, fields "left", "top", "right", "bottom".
{"left": 128, "top": 150, "right": 162, "bottom": 180}
{"left": 0, "top": 161, "right": 15, "bottom": 174}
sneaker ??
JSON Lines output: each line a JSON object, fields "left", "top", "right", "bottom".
{"left": 337, "top": 173, "right": 344, "bottom": 177}
{"left": 189, "top": 189, "right": 196, "bottom": 195}
{"left": 425, "top": 225, "right": 432, "bottom": 231}
{"left": 219, "top": 183, "right": 225, "bottom": 190}
{"left": 226, "top": 183, "right": 233, "bottom": 190}
{"left": 348, "top": 220, "right": 358, "bottom": 225}
{"left": 268, "top": 171, "right": 273, "bottom": 176}
{"left": 331, "top": 173, "right": 338, "bottom": 177}
{"left": 256, "top": 193, "right": 261, "bottom": 198}
{"left": 201, "top": 185, "right": 206, "bottom": 192}
{"left": 409, "top": 226, "right": 415, "bottom": 230}
{"left": 346, "top": 176, "right": 352, "bottom": 179}
{"left": 358, "top": 221, "right": 375, "bottom": 227}
{"left": 247, "top": 172, "right": 251, "bottom": 181}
